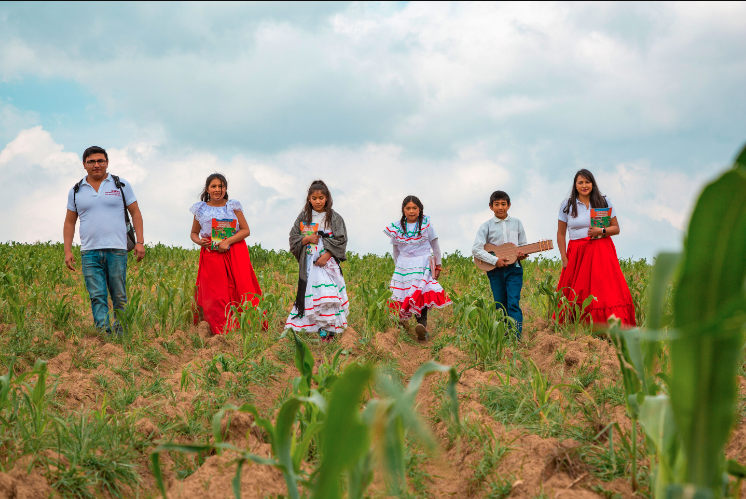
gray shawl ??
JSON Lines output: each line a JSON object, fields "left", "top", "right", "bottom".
{"left": 289, "top": 210, "right": 348, "bottom": 317}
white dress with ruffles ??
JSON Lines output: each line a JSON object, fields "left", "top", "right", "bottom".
{"left": 285, "top": 211, "right": 349, "bottom": 335}
{"left": 384, "top": 216, "right": 451, "bottom": 319}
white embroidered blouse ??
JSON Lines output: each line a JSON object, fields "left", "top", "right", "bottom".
{"left": 190, "top": 200, "right": 244, "bottom": 238}
{"left": 383, "top": 216, "right": 442, "bottom": 265}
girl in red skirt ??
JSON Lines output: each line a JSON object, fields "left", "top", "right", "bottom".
{"left": 190, "top": 173, "right": 263, "bottom": 335}
{"left": 556, "top": 169, "right": 636, "bottom": 327}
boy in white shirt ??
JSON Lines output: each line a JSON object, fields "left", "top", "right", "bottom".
{"left": 472, "top": 190, "right": 527, "bottom": 338}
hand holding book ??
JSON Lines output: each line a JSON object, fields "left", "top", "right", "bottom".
{"left": 211, "top": 219, "right": 237, "bottom": 252}
{"left": 589, "top": 207, "right": 611, "bottom": 239}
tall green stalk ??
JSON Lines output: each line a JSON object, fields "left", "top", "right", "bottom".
{"left": 669, "top": 144, "right": 746, "bottom": 496}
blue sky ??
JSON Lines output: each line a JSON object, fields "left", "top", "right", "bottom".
{"left": 1, "top": 1, "right": 745, "bottom": 261}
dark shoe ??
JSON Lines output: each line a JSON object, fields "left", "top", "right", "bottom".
{"left": 320, "top": 330, "right": 336, "bottom": 343}
{"left": 415, "top": 324, "right": 428, "bottom": 341}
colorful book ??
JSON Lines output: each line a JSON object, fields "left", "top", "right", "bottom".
{"left": 590, "top": 207, "right": 611, "bottom": 239}
{"left": 211, "top": 218, "right": 237, "bottom": 250}
{"left": 301, "top": 222, "right": 319, "bottom": 254}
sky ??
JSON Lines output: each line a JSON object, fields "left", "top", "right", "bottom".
{"left": 1, "top": 1, "right": 745, "bottom": 261}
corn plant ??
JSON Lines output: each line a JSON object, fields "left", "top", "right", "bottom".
{"left": 151, "top": 358, "right": 460, "bottom": 499}
{"left": 359, "top": 281, "right": 393, "bottom": 334}
{"left": 614, "top": 144, "right": 746, "bottom": 498}
{"left": 666, "top": 145, "right": 746, "bottom": 497}
{"left": 558, "top": 291, "right": 596, "bottom": 339}
{"left": 460, "top": 296, "right": 517, "bottom": 365}
{"left": 113, "top": 288, "right": 145, "bottom": 336}
{"left": 231, "top": 293, "right": 284, "bottom": 357}
{"left": 1, "top": 273, "right": 27, "bottom": 332}
{"left": 536, "top": 274, "right": 563, "bottom": 324}
{"left": 314, "top": 360, "right": 460, "bottom": 499}
{"left": 48, "top": 294, "right": 75, "bottom": 329}
{"left": 154, "top": 283, "right": 177, "bottom": 336}
{"left": 18, "top": 359, "right": 56, "bottom": 439}
{"left": 0, "top": 357, "right": 42, "bottom": 431}
{"left": 527, "top": 358, "right": 592, "bottom": 424}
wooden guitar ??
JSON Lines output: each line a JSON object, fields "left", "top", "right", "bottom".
{"left": 473, "top": 240, "right": 554, "bottom": 271}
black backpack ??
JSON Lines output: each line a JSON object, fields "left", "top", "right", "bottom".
{"left": 73, "top": 174, "right": 136, "bottom": 252}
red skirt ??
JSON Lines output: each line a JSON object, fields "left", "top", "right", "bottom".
{"left": 193, "top": 241, "right": 263, "bottom": 335}
{"left": 556, "top": 237, "right": 636, "bottom": 327}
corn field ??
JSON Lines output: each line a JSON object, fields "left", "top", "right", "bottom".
{"left": 0, "top": 145, "right": 745, "bottom": 499}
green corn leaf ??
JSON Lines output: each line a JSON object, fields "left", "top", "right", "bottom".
{"left": 271, "top": 397, "right": 305, "bottom": 498}
{"left": 735, "top": 143, "right": 746, "bottom": 170}
{"left": 150, "top": 452, "right": 167, "bottom": 499}
{"left": 665, "top": 484, "right": 714, "bottom": 499}
{"left": 313, "top": 364, "right": 374, "bottom": 499}
{"left": 293, "top": 421, "right": 323, "bottom": 472}
{"left": 671, "top": 156, "right": 746, "bottom": 491}
{"left": 639, "top": 394, "right": 680, "bottom": 499}
{"left": 297, "top": 391, "right": 328, "bottom": 415}
{"left": 233, "top": 459, "right": 244, "bottom": 499}
{"left": 727, "top": 459, "right": 746, "bottom": 479}
{"left": 382, "top": 415, "right": 406, "bottom": 494}
{"left": 291, "top": 330, "right": 315, "bottom": 380}
{"left": 647, "top": 253, "right": 681, "bottom": 330}
{"left": 395, "top": 361, "right": 461, "bottom": 449}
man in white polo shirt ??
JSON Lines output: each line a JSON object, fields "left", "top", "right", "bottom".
{"left": 63, "top": 146, "right": 145, "bottom": 334}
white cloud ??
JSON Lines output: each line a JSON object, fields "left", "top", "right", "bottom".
{"left": 0, "top": 3, "right": 743, "bottom": 261}
{"left": 0, "top": 127, "right": 83, "bottom": 243}
{"left": 0, "top": 126, "right": 79, "bottom": 172}
{"left": 604, "top": 161, "right": 708, "bottom": 231}
{"left": 0, "top": 127, "right": 711, "bottom": 262}
{"left": 1, "top": 2, "right": 743, "bottom": 151}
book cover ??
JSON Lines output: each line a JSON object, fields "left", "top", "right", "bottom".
{"left": 590, "top": 207, "right": 611, "bottom": 239}
{"left": 211, "top": 218, "right": 237, "bottom": 250}
{"left": 301, "top": 222, "right": 319, "bottom": 254}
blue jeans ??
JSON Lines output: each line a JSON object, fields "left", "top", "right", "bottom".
{"left": 81, "top": 249, "right": 128, "bottom": 332}
{"left": 487, "top": 263, "right": 523, "bottom": 337}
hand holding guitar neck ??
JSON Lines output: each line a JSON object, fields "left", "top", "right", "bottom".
{"left": 474, "top": 239, "right": 554, "bottom": 271}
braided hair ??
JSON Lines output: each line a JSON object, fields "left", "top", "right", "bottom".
{"left": 400, "top": 195, "right": 424, "bottom": 235}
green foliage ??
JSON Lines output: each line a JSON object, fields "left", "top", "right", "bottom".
{"left": 609, "top": 143, "right": 746, "bottom": 498}
{"left": 668, "top": 147, "right": 746, "bottom": 495}
{"left": 456, "top": 295, "right": 517, "bottom": 365}
{"left": 53, "top": 410, "right": 141, "bottom": 499}
{"left": 536, "top": 274, "right": 562, "bottom": 324}
{"left": 359, "top": 281, "right": 393, "bottom": 334}
{"left": 152, "top": 333, "right": 461, "bottom": 499}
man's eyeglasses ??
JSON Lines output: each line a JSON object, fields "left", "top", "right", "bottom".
{"left": 85, "top": 159, "right": 108, "bottom": 166}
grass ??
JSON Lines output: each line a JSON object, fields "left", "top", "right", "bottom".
{"left": 0, "top": 240, "right": 666, "bottom": 498}
{"left": 468, "top": 428, "right": 511, "bottom": 495}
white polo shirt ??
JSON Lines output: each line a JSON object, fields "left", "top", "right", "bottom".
{"left": 66, "top": 174, "right": 137, "bottom": 251}
{"left": 558, "top": 197, "right": 616, "bottom": 240}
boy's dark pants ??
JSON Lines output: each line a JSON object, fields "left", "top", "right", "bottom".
{"left": 487, "top": 264, "right": 523, "bottom": 338}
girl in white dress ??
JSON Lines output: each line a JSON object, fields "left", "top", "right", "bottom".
{"left": 285, "top": 180, "right": 349, "bottom": 342}
{"left": 384, "top": 196, "right": 451, "bottom": 340}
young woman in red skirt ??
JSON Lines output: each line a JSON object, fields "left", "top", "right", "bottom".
{"left": 556, "top": 169, "right": 636, "bottom": 327}
{"left": 190, "top": 173, "right": 263, "bottom": 335}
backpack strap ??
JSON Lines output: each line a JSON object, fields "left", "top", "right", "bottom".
{"left": 110, "top": 175, "right": 132, "bottom": 226}
{"left": 72, "top": 178, "right": 84, "bottom": 212}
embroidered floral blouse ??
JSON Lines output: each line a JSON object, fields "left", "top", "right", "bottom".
{"left": 190, "top": 200, "right": 243, "bottom": 238}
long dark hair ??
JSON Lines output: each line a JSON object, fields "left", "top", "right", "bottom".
{"left": 200, "top": 173, "right": 229, "bottom": 202}
{"left": 303, "top": 180, "right": 333, "bottom": 229}
{"left": 400, "top": 195, "right": 424, "bottom": 234}
{"left": 563, "top": 169, "right": 607, "bottom": 218}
